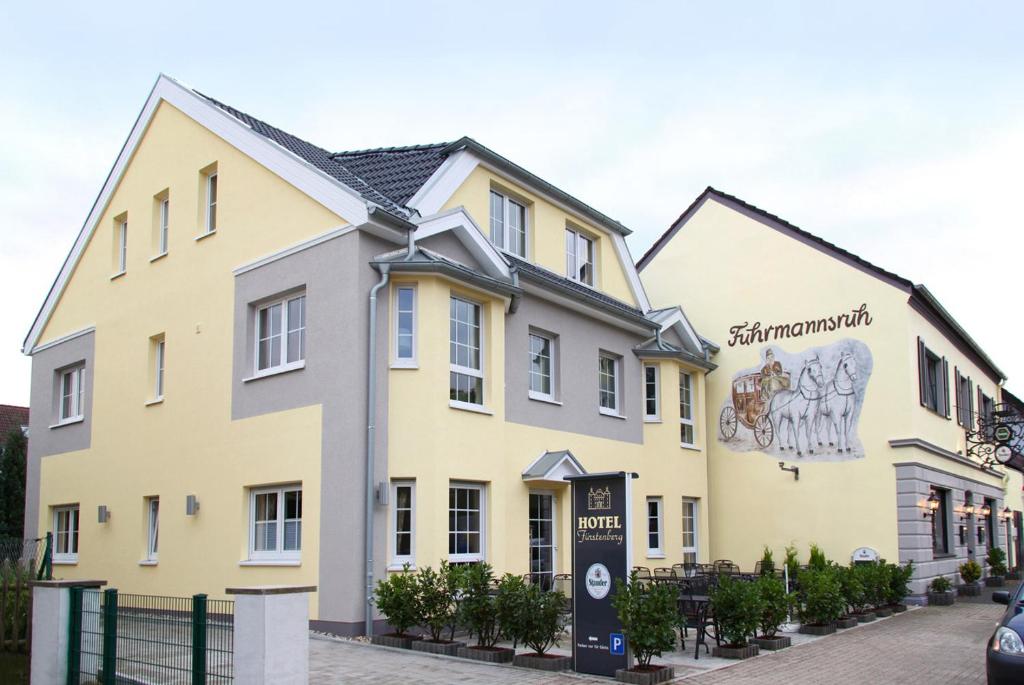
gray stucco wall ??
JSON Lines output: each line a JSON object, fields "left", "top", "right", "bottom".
{"left": 417, "top": 232, "right": 481, "bottom": 270}
{"left": 504, "top": 293, "right": 645, "bottom": 444}
{"left": 231, "top": 230, "right": 390, "bottom": 632}
{"left": 24, "top": 330, "right": 96, "bottom": 537}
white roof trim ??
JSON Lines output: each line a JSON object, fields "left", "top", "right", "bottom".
{"left": 30, "top": 325, "right": 95, "bottom": 354}
{"left": 649, "top": 307, "right": 704, "bottom": 353}
{"left": 406, "top": 149, "right": 478, "bottom": 216}
{"left": 522, "top": 450, "right": 587, "bottom": 482}
{"left": 412, "top": 207, "right": 510, "bottom": 280}
{"left": 233, "top": 224, "right": 357, "bottom": 275}
{"left": 610, "top": 232, "right": 652, "bottom": 313}
{"left": 23, "top": 74, "right": 374, "bottom": 354}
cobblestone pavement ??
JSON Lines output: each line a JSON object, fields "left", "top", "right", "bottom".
{"left": 310, "top": 595, "right": 1006, "bottom": 684}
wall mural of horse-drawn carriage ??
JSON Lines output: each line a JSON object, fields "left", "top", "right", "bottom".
{"left": 718, "top": 339, "right": 873, "bottom": 460}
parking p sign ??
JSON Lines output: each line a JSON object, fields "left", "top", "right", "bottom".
{"left": 610, "top": 633, "right": 625, "bottom": 656}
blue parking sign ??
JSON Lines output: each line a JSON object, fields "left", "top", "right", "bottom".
{"left": 610, "top": 633, "right": 625, "bottom": 655}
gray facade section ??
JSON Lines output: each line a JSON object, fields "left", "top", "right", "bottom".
{"left": 24, "top": 330, "right": 96, "bottom": 537}
{"left": 504, "top": 293, "right": 645, "bottom": 444}
{"left": 895, "top": 461, "right": 1005, "bottom": 596}
{"left": 231, "top": 230, "right": 391, "bottom": 628}
{"left": 416, "top": 232, "right": 483, "bottom": 271}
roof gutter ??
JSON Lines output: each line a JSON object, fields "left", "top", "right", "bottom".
{"left": 373, "top": 260, "right": 522, "bottom": 300}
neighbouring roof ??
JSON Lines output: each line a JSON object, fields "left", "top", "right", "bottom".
{"left": 0, "top": 405, "right": 29, "bottom": 437}
{"left": 639, "top": 186, "right": 1006, "bottom": 382}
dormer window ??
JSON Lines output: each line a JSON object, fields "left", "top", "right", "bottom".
{"left": 489, "top": 190, "right": 527, "bottom": 258}
{"left": 565, "top": 228, "right": 594, "bottom": 285}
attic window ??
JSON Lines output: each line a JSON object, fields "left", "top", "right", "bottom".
{"left": 489, "top": 190, "right": 527, "bottom": 258}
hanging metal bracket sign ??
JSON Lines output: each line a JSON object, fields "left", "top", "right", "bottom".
{"left": 966, "top": 403, "right": 1024, "bottom": 467}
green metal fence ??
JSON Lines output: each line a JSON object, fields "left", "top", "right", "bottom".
{"left": 67, "top": 588, "right": 233, "bottom": 684}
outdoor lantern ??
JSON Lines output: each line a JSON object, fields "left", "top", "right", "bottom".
{"left": 923, "top": 492, "right": 940, "bottom": 518}
{"left": 980, "top": 503, "right": 992, "bottom": 518}
{"left": 1002, "top": 506, "right": 1013, "bottom": 520}
{"left": 963, "top": 501, "right": 976, "bottom": 517}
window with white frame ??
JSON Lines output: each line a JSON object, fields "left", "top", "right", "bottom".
{"left": 256, "top": 294, "right": 306, "bottom": 373}
{"left": 249, "top": 485, "right": 302, "bottom": 560}
{"left": 681, "top": 498, "right": 698, "bottom": 564}
{"left": 679, "top": 371, "right": 695, "bottom": 446}
{"left": 58, "top": 365, "right": 85, "bottom": 423}
{"left": 644, "top": 364, "right": 660, "bottom": 421}
{"left": 146, "top": 497, "right": 160, "bottom": 561}
{"left": 449, "top": 297, "right": 483, "bottom": 406}
{"left": 528, "top": 332, "right": 554, "bottom": 401}
{"left": 154, "top": 338, "right": 165, "bottom": 400}
{"left": 394, "top": 286, "right": 417, "bottom": 365}
{"left": 205, "top": 172, "right": 218, "bottom": 233}
{"left": 449, "top": 483, "right": 484, "bottom": 562}
{"left": 489, "top": 190, "right": 527, "bottom": 258}
{"left": 598, "top": 354, "right": 620, "bottom": 415}
{"left": 158, "top": 197, "right": 169, "bottom": 255}
{"left": 647, "top": 497, "right": 663, "bottom": 556}
{"left": 117, "top": 219, "right": 128, "bottom": 273}
{"left": 565, "top": 228, "right": 595, "bottom": 286}
{"left": 391, "top": 481, "right": 415, "bottom": 566}
{"left": 53, "top": 505, "right": 79, "bottom": 562}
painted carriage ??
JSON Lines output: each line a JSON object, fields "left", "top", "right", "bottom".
{"left": 719, "top": 371, "right": 791, "bottom": 447}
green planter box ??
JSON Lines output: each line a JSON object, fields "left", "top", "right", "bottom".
{"left": 457, "top": 646, "right": 514, "bottom": 663}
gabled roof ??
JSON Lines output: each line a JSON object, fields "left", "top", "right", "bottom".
{"left": 522, "top": 450, "right": 586, "bottom": 482}
{"left": 330, "top": 144, "right": 449, "bottom": 207}
{"left": 0, "top": 405, "right": 29, "bottom": 438}
{"left": 639, "top": 186, "right": 1005, "bottom": 382}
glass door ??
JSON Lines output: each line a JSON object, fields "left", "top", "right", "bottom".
{"left": 529, "top": 492, "right": 555, "bottom": 590}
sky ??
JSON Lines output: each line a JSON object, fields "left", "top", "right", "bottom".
{"left": 1, "top": 1, "right": 1023, "bottom": 405}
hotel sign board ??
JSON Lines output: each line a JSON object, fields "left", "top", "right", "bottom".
{"left": 565, "top": 472, "right": 636, "bottom": 677}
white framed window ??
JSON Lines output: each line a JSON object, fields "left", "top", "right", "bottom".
{"left": 565, "top": 228, "right": 595, "bottom": 286}
{"left": 146, "top": 497, "right": 160, "bottom": 561}
{"left": 449, "top": 483, "right": 484, "bottom": 563}
{"left": 390, "top": 481, "right": 415, "bottom": 567}
{"left": 256, "top": 294, "right": 306, "bottom": 373}
{"left": 158, "top": 198, "right": 169, "bottom": 255}
{"left": 249, "top": 485, "right": 302, "bottom": 560}
{"left": 489, "top": 190, "right": 527, "bottom": 258}
{"left": 117, "top": 219, "right": 128, "bottom": 273}
{"left": 680, "top": 371, "right": 695, "bottom": 446}
{"left": 598, "top": 353, "right": 621, "bottom": 416}
{"left": 528, "top": 332, "right": 555, "bottom": 401}
{"left": 53, "top": 505, "right": 79, "bottom": 562}
{"left": 393, "top": 286, "right": 417, "bottom": 366}
{"left": 644, "top": 364, "right": 660, "bottom": 421}
{"left": 154, "top": 338, "right": 166, "bottom": 400}
{"left": 449, "top": 297, "right": 484, "bottom": 407}
{"left": 682, "top": 498, "right": 698, "bottom": 564}
{"left": 205, "top": 172, "right": 218, "bottom": 234}
{"left": 59, "top": 365, "right": 85, "bottom": 423}
{"left": 646, "top": 497, "right": 663, "bottom": 556}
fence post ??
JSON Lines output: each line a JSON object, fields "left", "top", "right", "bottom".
{"left": 66, "top": 586, "right": 83, "bottom": 685}
{"left": 38, "top": 533, "right": 53, "bottom": 581}
{"left": 27, "top": 580, "right": 105, "bottom": 685}
{"left": 192, "top": 593, "right": 208, "bottom": 685}
{"left": 101, "top": 589, "right": 118, "bottom": 685}
{"left": 226, "top": 585, "right": 317, "bottom": 685}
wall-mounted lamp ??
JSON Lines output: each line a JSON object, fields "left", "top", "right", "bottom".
{"left": 979, "top": 504, "right": 992, "bottom": 518}
{"left": 961, "top": 502, "right": 976, "bottom": 520}
{"left": 923, "top": 492, "right": 940, "bottom": 518}
{"left": 97, "top": 505, "right": 110, "bottom": 523}
{"left": 186, "top": 494, "right": 200, "bottom": 516}
{"left": 1001, "top": 506, "right": 1013, "bottom": 521}
{"left": 778, "top": 461, "right": 799, "bottom": 481}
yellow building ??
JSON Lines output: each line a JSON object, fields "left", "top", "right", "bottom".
{"left": 23, "top": 76, "right": 713, "bottom": 634}
{"left": 640, "top": 187, "right": 1024, "bottom": 596}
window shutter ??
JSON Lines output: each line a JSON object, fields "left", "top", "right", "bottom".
{"left": 968, "top": 379, "right": 975, "bottom": 429}
{"left": 976, "top": 384, "right": 982, "bottom": 431}
{"left": 917, "top": 337, "right": 927, "bottom": 407}
{"left": 941, "top": 357, "right": 950, "bottom": 419}
{"left": 954, "top": 368, "right": 962, "bottom": 426}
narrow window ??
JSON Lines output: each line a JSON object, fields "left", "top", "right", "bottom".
{"left": 391, "top": 481, "right": 415, "bottom": 566}
{"left": 599, "top": 354, "right": 619, "bottom": 415}
{"left": 206, "top": 172, "right": 218, "bottom": 233}
{"left": 647, "top": 497, "right": 663, "bottom": 556}
{"left": 566, "top": 228, "right": 595, "bottom": 285}
{"left": 159, "top": 198, "right": 170, "bottom": 254}
{"left": 59, "top": 365, "right": 85, "bottom": 423}
{"left": 146, "top": 497, "right": 160, "bottom": 561}
{"left": 931, "top": 487, "right": 949, "bottom": 555}
{"left": 256, "top": 294, "right": 306, "bottom": 373}
{"left": 489, "top": 191, "right": 505, "bottom": 250}
{"left": 53, "top": 505, "right": 79, "bottom": 562}
{"left": 644, "top": 364, "right": 660, "bottom": 421}
{"left": 155, "top": 338, "right": 165, "bottom": 399}
{"left": 117, "top": 219, "right": 128, "bottom": 273}
{"left": 449, "top": 483, "right": 484, "bottom": 562}
{"left": 394, "top": 286, "right": 416, "bottom": 364}
{"left": 528, "top": 333, "right": 554, "bottom": 400}
{"left": 488, "top": 190, "right": 527, "bottom": 257}
{"left": 449, "top": 297, "right": 483, "bottom": 406}
{"left": 249, "top": 485, "right": 302, "bottom": 559}
{"left": 681, "top": 498, "right": 698, "bottom": 564}
{"left": 680, "top": 371, "right": 695, "bottom": 446}
{"left": 918, "top": 339, "right": 948, "bottom": 416}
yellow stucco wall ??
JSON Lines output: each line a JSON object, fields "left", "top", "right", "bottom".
{"left": 35, "top": 100, "right": 348, "bottom": 615}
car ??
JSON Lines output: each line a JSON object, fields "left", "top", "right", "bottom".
{"left": 988, "top": 583, "right": 1024, "bottom": 684}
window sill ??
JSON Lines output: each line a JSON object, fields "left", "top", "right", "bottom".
{"left": 449, "top": 401, "right": 493, "bottom": 415}
{"left": 387, "top": 562, "right": 417, "bottom": 572}
{"left": 145, "top": 397, "right": 164, "bottom": 407}
{"left": 644, "top": 418, "right": 662, "bottom": 424}
{"left": 390, "top": 361, "right": 419, "bottom": 370}
{"left": 243, "top": 361, "right": 306, "bottom": 383}
{"left": 149, "top": 252, "right": 168, "bottom": 263}
{"left": 646, "top": 552, "right": 666, "bottom": 559}
{"left": 599, "top": 408, "right": 626, "bottom": 420}
{"left": 528, "top": 393, "right": 562, "bottom": 406}
{"left": 110, "top": 270, "right": 126, "bottom": 281}
{"left": 138, "top": 559, "right": 158, "bottom": 566}
{"left": 680, "top": 444, "right": 701, "bottom": 452}
{"left": 50, "top": 416, "right": 84, "bottom": 429}
{"left": 195, "top": 231, "right": 217, "bottom": 242}
{"left": 53, "top": 559, "right": 78, "bottom": 566}
{"left": 239, "top": 559, "right": 301, "bottom": 567}
{"left": 932, "top": 553, "right": 956, "bottom": 559}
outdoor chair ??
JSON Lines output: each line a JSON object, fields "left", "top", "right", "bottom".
{"left": 754, "top": 560, "right": 775, "bottom": 576}
{"left": 552, "top": 573, "right": 573, "bottom": 619}
{"left": 671, "top": 563, "right": 690, "bottom": 578}
{"left": 678, "top": 575, "right": 719, "bottom": 659}
{"left": 653, "top": 567, "right": 677, "bottom": 583}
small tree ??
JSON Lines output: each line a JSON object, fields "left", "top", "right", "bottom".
{"left": 373, "top": 564, "right": 419, "bottom": 636}
{"left": 611, "top": 572, "right": 677, "bottom": 668}
{"left": 711, "top": 575, "right": 762, "bottom": 647}
{"left": 859, "top": 563, "right": 888, "bottom": 610}
{"left": 443, "top": 562, "right": 469, "bottom": 641}
{"left": 959, "top": 560, "right": 982, "bottom": 585}
{"left": 0, "top": 429, "right": 26, "bottom": 538}
{"left": 755, "top": 575, "right": 793, "bottom": 639}
{"left": 460, "top": 562, "right": 501, "bottom": 648}
{"left": 836, "top": 565, "right": 865, "bottom": 615}
{"left": 495, "top": 574, "right": 529, "bottom": 648}
{"left": 415, "top": 564, "right": 458, "bottom": 642}
{"left": 519, "top": 585, "right": 566, "bottom": 656}
{"left": 987, "top": 548, "right": 1008, "bottom": 577}
{"left": 759, "top": 546, "right": 775, "bottom": 575}
{"left": 929, "top": 576, "right": 952, "bottom": 593}
{"left": 886, "top": 562, "right": 914, "bottom": 606}
{"left": 784, "top": 544, "right": 800, "bottom": 580}
{"left": 797, "top": 568, "right": 844, "bottom": 626}
{"left": 808, "top": 544, "right": 828, "bottom": 571}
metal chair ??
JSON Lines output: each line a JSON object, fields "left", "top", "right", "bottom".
{"left": 671, "top": 563, "right": 690, "bottom": 578}
{"left": 552, "top": 573, "right": 573, "bottom": 621}
{"left": 653, "top": 567, "right": 677, "bottom": 583}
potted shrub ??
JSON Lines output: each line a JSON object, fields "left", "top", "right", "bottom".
{"left": 752, "top": 575, "right": 794, "bottom": 650}
{"left": 456, "top": 563, "right": 514, "bottom": 663}
{"left": 833, "top": 565, "right": 862, "bottom": 629}
{"left": 710, "top": 575, "right": 762, "bottom": 659}
{"left": 371, "top": 564, "right": 421, "bottom": 648}
{"left": 986, "top": 548, "right": 1008, "bottom": 587}
{"left": 495, "top": 573, "right": 529, "bottom": 650}
{"left": 410, "top": 563, "right": 466, "bottom": 656}
{"left": 927, "top": 576, "right": 955, "bottom": 606}
{"left": 797, "top": 568, "right": 843, "bottom": 635}
{"left": 958, "top": 560, "right": 982, "bottom": 597}
{"left": 610, "top": 572, "right": 677, "bottom": 684}
{"left": 886, "top": 561, "right": 914, "bottom": 613}
{"left": 862, "top": 563, "right": 889, "bottom": 618}
{"left": 511, "top": 584, "right": 571, "bottom": 671}
{"left": 784, "top": 544, "right": 800, "bottom": 592}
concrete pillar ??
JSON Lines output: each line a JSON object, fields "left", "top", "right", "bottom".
{"left": 227, "top": 585, "right": 316, "bottom": 685}
{"left": 29, "top": 580, "right": 106, "bottom": 685}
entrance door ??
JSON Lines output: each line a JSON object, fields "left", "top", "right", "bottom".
{"left": 529, "top": 492, "right": 555, "bottom": 590}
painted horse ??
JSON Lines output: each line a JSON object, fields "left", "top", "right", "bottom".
{"left": 819, "top": 351, "right": 860, "bottom": 453}
{"left": 770, "top": 356, "right": 826, "bottom": 457}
